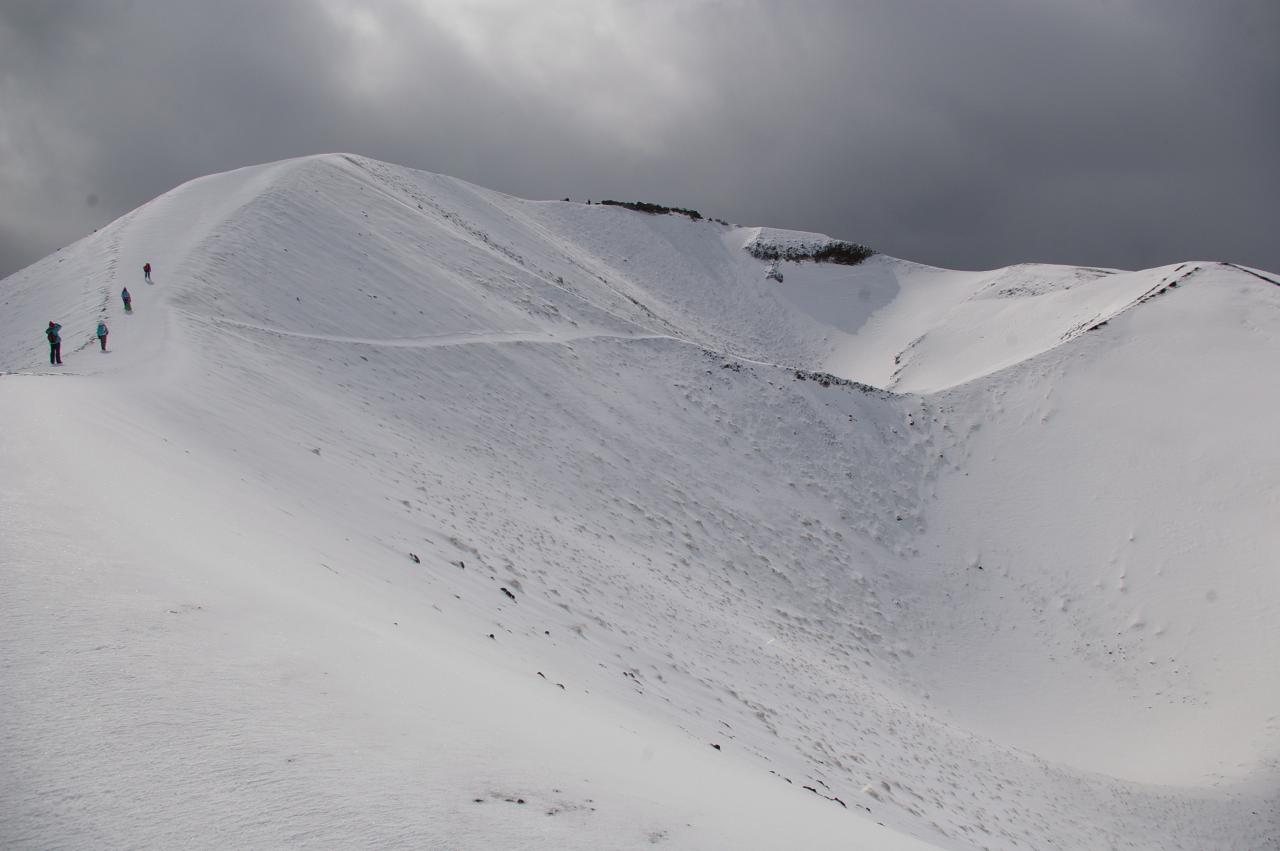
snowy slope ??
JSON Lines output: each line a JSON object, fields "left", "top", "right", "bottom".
{"left": 2, "top": 154, "right": 1277, "bottom": 850}
{"left": 908, "top": 265, "right": 1280, "bottom": 778}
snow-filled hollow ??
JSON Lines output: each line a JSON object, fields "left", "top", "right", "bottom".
{"left": 3, "top": 154, "right": 1278, "bottom": 851}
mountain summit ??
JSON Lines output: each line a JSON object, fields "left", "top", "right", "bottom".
{"left": 3, "top": 154, "right": 1277, "bottom": 850}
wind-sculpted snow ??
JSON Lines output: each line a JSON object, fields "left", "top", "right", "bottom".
{"left": 1, "top": 154, "right": 1277, "bottom": 850}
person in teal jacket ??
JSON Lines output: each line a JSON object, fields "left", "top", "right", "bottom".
{"left": 121, "top": 287, "right": 132, "bottom": 312}
{"left": 46, "top": 321, "right": 62, "bottom": 364}
{"left": 96, "top": 320, "right": 109, "bottom": 352}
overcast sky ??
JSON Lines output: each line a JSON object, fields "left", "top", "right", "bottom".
{"left": 2, "top": 0, "right": 1277, "bottom": 278}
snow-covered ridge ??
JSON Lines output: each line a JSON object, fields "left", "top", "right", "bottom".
{"left": 2, "top": 154, "right": 1277, "bottom": 850}
{"left": 8, "top": 152, "right": 1240, "bottom": 394}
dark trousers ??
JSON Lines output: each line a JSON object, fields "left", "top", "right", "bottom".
{"left": 50, "top": 342, "right": 61, "bottom": 364}
{"left": 98, "top": 335, "right": 107, "bottom": 351}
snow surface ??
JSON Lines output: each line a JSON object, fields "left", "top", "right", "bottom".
{"left": 2, "top": 154, "right": 1277, "bottom": 850}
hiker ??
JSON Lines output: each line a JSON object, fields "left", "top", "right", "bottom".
{"left": 122, "top": 286, "right": 132, "bottom": 312}
{"left": 96, "top": 319, "right": 109, "bottom": 351}
{"left": 143, "top": 262, "right": 151, "bottom": 283}
{"left": 46, "top": 321, "right": 62, "bottom": 365}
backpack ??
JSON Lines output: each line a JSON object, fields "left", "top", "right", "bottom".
{"left": 47, "top": 328, "right": 58, "bottom": 343}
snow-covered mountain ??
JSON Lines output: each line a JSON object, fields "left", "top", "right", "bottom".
{"left": 2, "top": 154, "right": 1276, "bottom": 850}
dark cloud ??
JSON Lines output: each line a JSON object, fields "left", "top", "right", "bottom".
{"left": 2, "top": 0, "right": 1277, "bottom": 278}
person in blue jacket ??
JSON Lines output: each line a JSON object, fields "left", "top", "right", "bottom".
{"left": 96, "top": 319, "right": 109, "bottom": 351}
{"left": 121, "top": 287, "right": 132, "bottom": 312}
{"left": 46, "top": 321, "right": 62, "bottom": 364}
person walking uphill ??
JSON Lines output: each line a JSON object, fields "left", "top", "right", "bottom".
{"left": 96, "top": 320, "right": 109, "bottom": 351}
{"left": 121, "top": 286, "right": 132, "bottom": 312}
{"left": 46, "top": 321, "right": 62, "bottom": 365}
{"left": 143, "top": 262, "right": 151, "bottom": 283}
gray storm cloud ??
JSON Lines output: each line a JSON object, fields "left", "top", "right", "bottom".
{"left": 1, "top": 0, "right": 1276, "bottom": 278}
